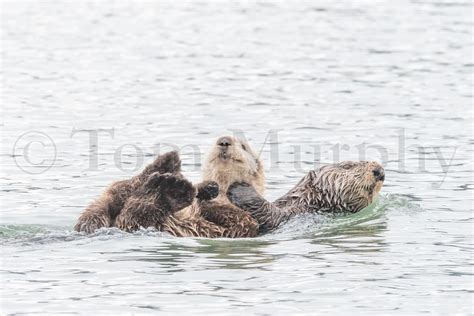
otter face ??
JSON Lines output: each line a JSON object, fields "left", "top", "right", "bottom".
{"left": 313, "top": 161, "right": 385, "bottom": 212}
{"left": 203, "top": 136, "right": 265, "bottom": 197}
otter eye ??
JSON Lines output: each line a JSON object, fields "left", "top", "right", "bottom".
{"left": 241, "top": 144, "right": 247, "bottom": 151}
{"left": 341, "top": 162, "right": 354, "bottom": 170}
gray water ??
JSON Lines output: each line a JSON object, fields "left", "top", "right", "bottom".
{"left": 1, "top": 1, "right": 473, "bottom": 315}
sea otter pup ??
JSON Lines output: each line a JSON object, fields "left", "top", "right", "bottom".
{"left": 74, "top": 151, "right": 184, "bottom": 233}
{"left": 114, "top": 172, "right": 219, "bottom": 232}
{"left": 227, "top": 161, "right": 385, "bottom": 232}
{"left": 75, "top": 136, "right": 264, "bottom": 238}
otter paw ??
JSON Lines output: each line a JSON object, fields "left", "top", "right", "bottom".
{"left": 147, "top": 173, "right": 194, "bottom": 199}
{"left": 144, "top": 172, "right": 176, "bottom": 189}
{"left": 196, "top": 181, "right": 219, "bottom": 201}
{"left": 156, "top": 151, "right": 181, "bottom": 174}
{"left": 227, "top": 182, "right": 260, "bottom": 208}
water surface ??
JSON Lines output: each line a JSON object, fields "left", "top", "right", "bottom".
{"left": 1, "top": 1, "right": 473, "bottom": 315}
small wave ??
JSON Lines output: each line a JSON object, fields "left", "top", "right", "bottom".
{"left": 0, "top": 225, "right": 170, "bottom": 246}
{"left": 0, "top": 194, "right": 420, "bottom": 245}
{"left": 266, "top": 194, "right": 421, "bottom": 239}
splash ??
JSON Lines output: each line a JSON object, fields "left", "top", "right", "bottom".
{"left": 0, "top": 194, "right": 420, "bottom": 245}
{"left": 0, "top": 224, "right": 171, "bottom": 246}
{"left": 265, "top": 194, "right": 421, "bottom": 239}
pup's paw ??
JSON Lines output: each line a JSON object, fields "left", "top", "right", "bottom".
{"left": 196, "top": 181, "right": 219, "bottom": 201}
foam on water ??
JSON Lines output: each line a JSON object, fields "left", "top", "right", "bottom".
{"left": 0, "top": 225, "right": 172, "bottom": 246}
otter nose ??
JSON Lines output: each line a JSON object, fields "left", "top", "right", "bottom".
{"left": 217, "top": 137, "right": 232, "bottom": 147}
{"left": 373, "top": 167, "right": 385, "bottom": 181}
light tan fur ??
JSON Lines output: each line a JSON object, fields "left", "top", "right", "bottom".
{"left": 203, "top": 136, "right": 265, "bottom": 201}
{"left": 173, "top": 136, "right": 265, "bottom": 222}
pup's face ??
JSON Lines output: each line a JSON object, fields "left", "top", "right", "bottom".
{"left": 313, "top": 161, "right": 385, "bottom": 212}
{"left": 203, "top": 136, "right": 265, "bottom": 196}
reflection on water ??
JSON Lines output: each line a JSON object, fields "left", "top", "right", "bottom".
{"left": 1, "top": 0, "right": 473, "bottom": 315}
{"left": 119, "top": 239, "right": 278, "bottom": 271}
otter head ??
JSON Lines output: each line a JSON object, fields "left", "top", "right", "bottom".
{"left": 143, "top": 172, "right": 196, "bottom": 213}
{"left": 313, "top": 161, "right": 385, "bottom": 212}
{"left": 203, "top": 136, "right": 264, "bottom": 201}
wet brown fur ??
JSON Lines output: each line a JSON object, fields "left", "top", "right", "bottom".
{"left": 74, "top": 151, "right": 182, "bottom": 233}
{"left": 168, "top": 136, "right": 264, "bottom": 237}
{"left": 161, "top": 201, "right": 259, "bottom": 238}
{"left": 227, "top": 161, "right": 385, "bottom": 233}
{"left": 115, "top": 173, "right": 197, "bottom": 232}
{"left": 75, "top": 138, "right": 263, "bottom": 238}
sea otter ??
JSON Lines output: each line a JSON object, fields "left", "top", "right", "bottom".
{"left": 114, "top": 172, "right": 219, "bottom": 232}
{"left": 202, "top": 136, "right": 265, "bottom": 201}
{"left": 227, "top": 161, "right": 385, "bottom": 232}
{"left": 158, "top": 135, "right": 264, "bottom": 237}
{"left": 75, "top": 136, "right": 264, "bottom": 238}
{"left": 74, "top": 151, "right": 183, "bottom": 233}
